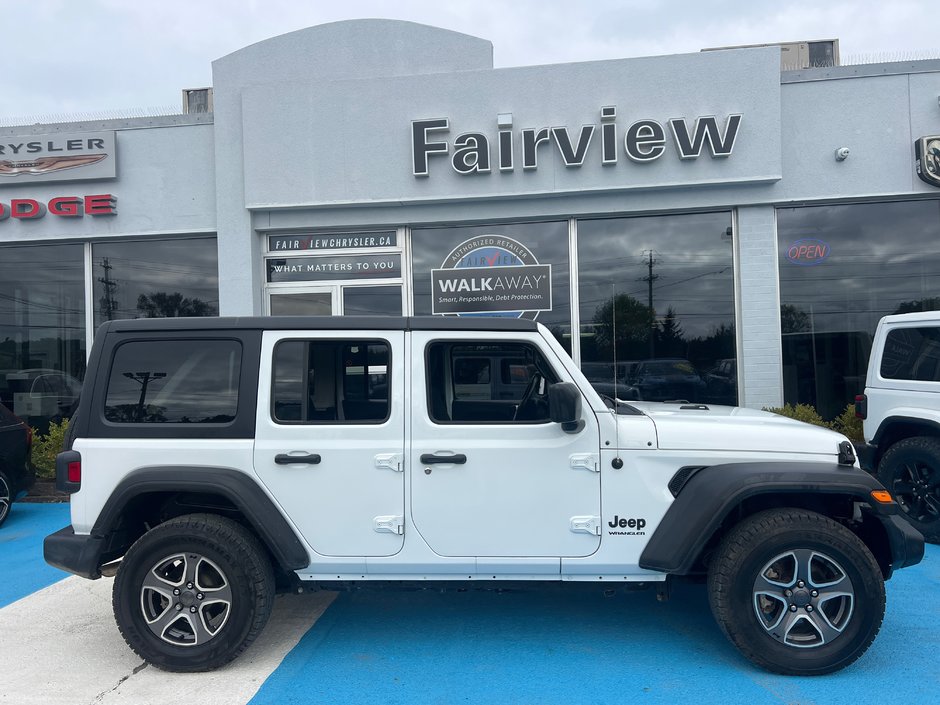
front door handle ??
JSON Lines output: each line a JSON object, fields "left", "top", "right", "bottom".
{"left": 419, "top": 453, "right": 467, "bottom": 465}
{"left": 275, "top": 453, "right": 321, "bottom": 465}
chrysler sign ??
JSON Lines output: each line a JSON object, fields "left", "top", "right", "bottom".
{"left": 412, "top": 106, "right": 742, "bottom": 176}
{"left": 0, "top": 131, "right": 116, "bottom": 182}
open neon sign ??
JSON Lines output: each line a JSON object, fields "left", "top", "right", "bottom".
{"left": 786, "top": 238, "right": 830, "bottom": 266}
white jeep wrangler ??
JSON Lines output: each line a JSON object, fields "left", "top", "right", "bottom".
{"left": 45, "top": 317, "right": 923, "bottom": 675}
{"left": 856, "top": 311, "right": 940, "bottom": 543}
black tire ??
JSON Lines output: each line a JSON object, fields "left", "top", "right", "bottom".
{"left": 0, "top": 472, "right": 11, "bottom": 528}
{"left": 113, "top": 513, "right": 275, "bottom": 672}
{"left": 708, "top": 508, "right": 885, "bottom": 675}
{"left": 877, "top": 436, "right": 940, "bottom": 543}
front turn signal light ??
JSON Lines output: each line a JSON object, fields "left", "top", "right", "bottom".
{"left": 871, "top": 490, "right": 894, "bottom": 504}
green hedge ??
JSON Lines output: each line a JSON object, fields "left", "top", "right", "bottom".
{"left": 763, "top": 403, "right": 863, "bottom": 442}
{"left": 31, "top": 419, "right": 69, "bottom": 481}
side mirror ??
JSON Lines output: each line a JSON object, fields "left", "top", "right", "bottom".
{"left": 548, "top": 382, "right": 584, "bottom": 433}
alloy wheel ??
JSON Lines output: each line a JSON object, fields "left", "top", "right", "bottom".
{"left": 752, "top": 549, "right": 854, "bottom": 648}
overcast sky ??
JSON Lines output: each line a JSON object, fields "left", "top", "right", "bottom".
{"left": 5, "top": 0, "right": 938, "bottom": 122}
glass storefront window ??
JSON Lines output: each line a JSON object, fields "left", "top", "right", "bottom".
{"left": 92, "top": 237, "right": 219, "bottom": 327}
{"left": 778, "top": 200, "right": 940, "bottom": 419}
{"left": 411, "top": 221, "right": 572, "bottom": 350}
{"left": 0, "top": 244, "right": 85, "bottom": 432}
{"left": 577, "top": 212, "right": 736, "bottom": 404}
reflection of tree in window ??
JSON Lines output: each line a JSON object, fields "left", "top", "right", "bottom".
{"left": 137, "top": 292, "right": 213, "bottom": 318}
{"left": 893, "top": 298, "right": 940, "bottom": 315}
{"left": 781, "top": 304, "right": 810, "bottom": 334}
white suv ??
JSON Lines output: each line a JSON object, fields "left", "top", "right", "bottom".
{"left": 44, "top": 316, "right": 922, "bottom": 675}
{"left": 857, "top": 311, "right": 940, "bottom": 543}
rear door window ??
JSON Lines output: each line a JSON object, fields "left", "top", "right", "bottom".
{"left": 272, "top": 339, "right": 390, "bottom": 424}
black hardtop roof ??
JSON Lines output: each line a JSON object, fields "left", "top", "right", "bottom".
{"left": 100, "top": 316, "right": 540, "bottom": 334}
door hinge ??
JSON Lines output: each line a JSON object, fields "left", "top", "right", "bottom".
{"left": 570, "top": 453, "right": 599, "bottom": 473}
{"left": 373, "top": 515, "right": 404, "bottom": 535}
{"left": 374, "top": 453, "right": 403, "bottom": 472}
{"left": 570, "top": 515, "right": 601, "bottom": 535}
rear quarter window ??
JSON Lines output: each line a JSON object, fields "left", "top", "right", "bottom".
{"left": 104, "top": 340, "right": 242, "bottom": 423}
{"left": 880, "top": 327, "right": 940, "bottom": 382}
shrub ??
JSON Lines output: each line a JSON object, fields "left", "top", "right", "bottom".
{"left": 762, "top": 403, "right": 864, "bottom": 443}
{"left": 32, "top": 419, "right": 69, "bottom": 480}
{"left": 763, "top": 403, "right": 829, "bottom": 429}
{"left": 830, "top": 403, "right": 864, "bottom": 442}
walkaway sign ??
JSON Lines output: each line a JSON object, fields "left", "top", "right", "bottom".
{"left": 915, "top": 135, "right": 940, "bottom": 188}
{"left": 432, "top": 236, "right": 551, "bottom": 318}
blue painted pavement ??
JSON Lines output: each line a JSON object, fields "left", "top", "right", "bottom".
{"left": 0, "top": 503, "right": 71, "bottom": 608}
{"left": 250, "top": 545, "right": 940, "bottom": 705}
{"left": 2, "top": 504, "right": 937, "bottom": 704}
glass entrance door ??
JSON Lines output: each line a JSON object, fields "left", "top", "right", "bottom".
{"left": 341, "top": 286, "right": 403, "bottom": 316}
{"left": 269, "top": 285, "right": 404, "bottom": 316}
{"left": 269, "top": 287, "right": 337, "bottom": 316}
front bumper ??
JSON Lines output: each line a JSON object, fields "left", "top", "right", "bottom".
{"left": 43, "top": 525, "right": 104, "bottom": 579}
{"left": 879, "top": 513, "right": 925, "bottom": 575}
{"left": 854, "top": 441, "right": 877, "bottom": 473}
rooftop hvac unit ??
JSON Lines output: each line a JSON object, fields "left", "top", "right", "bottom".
{"left": 702, "top": 39, "right": 840, "bottom": 71}
{"left": 182, "top": 88, "right": 213, "bottom": 114}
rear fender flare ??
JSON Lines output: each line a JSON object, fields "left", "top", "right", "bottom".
{"left": 92, "top": 466, "right": 309, "bottom": 571}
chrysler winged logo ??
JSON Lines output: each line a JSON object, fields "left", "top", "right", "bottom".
{"left": 0, "top": 154, "right": 107, "bottom": 177}
{"left": 915, "top": 136, "right": 940, "bottom": 188}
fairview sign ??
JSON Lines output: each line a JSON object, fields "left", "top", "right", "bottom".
{"left": 412, "top": 107, "right": 742, "bottom": 176}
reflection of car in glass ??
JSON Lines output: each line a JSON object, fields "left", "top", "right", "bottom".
{"left": 704, "top": 359, "right": 737, "bottom": 405}
{"left": 0, "top": 368, "right": 83, "bottom": 423}
{"left": 630, "top": 359, "right": 705, "bottom": 402}
{"left": 579, "top": 361, "right": 641, "bottom": 400}
{"left": 0, "top": 401, "right": 34, "bottom": 528}
{"left": 782, "top": 331, "right": 871, "bottom": 421}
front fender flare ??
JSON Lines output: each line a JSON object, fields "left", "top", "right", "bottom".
{"left": 638, "top": 461, "right": 910, "bottom": 575}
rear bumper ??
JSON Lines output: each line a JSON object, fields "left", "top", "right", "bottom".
{"left": 43, "top": 525, "right": 104, "bottom": 579}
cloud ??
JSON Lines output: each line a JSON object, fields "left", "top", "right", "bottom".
{"left": 2, "top": 0, "right": 938, "bottom": 120}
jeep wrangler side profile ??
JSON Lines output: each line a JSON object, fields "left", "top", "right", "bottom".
{"left": 856, "top": 311, "right": 940, "bottom": 543}
{"left": 45, "top": 317, "right": 923, "bottom": 675}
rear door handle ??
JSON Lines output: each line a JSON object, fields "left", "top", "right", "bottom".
{"left": 275, "top": 453, "right": 321, "bottom": 465}
{"left": 419, "top": 453, "right": 467, "bottom": 465}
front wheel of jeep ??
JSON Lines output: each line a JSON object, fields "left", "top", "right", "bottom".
{"left": 113, "top": 513, "right": 275, "bottom": 672}
{"left": 708, "top": 508, "right": 885, "bottom": 675}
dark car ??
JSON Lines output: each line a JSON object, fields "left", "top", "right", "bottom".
{"left": 0, "top": 368, "right": 83, "bottom": 430}
{"left": 630, "top": 358, "right": 706, "bottom": 402}
{"left": 579, "top": 361, "right": 642, "bottom": 401}
{"left": 0, "top": 401, "right": 34, "bottom": 527}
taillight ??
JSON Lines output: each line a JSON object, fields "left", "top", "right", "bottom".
{"left": 26, "top": 426, "right": 33, "bottom": 447}
{"left": 67, "top": 460, "right": 81, "bottom": 484}
{"left": 56, "top": 449, "right": 82, "bottom": 493}
{"left": 854, "top": 394, "right": 867, "bottom": 420}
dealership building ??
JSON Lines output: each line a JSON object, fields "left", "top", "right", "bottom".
{"left": 1, "top": 19, "right": 939, "bottom": 430}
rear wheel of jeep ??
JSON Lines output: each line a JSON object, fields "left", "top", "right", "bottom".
{"left": 113, "top": 513, "right": 275, "bottom": 672}
{"left": 877, "top": 436, "right": 940, "bottom": 543}
{"left": 0, "top": 472, "right": 12, "bottom": 528}
{"left": 708, "top": 508, "right": 884, "bottom": 675}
